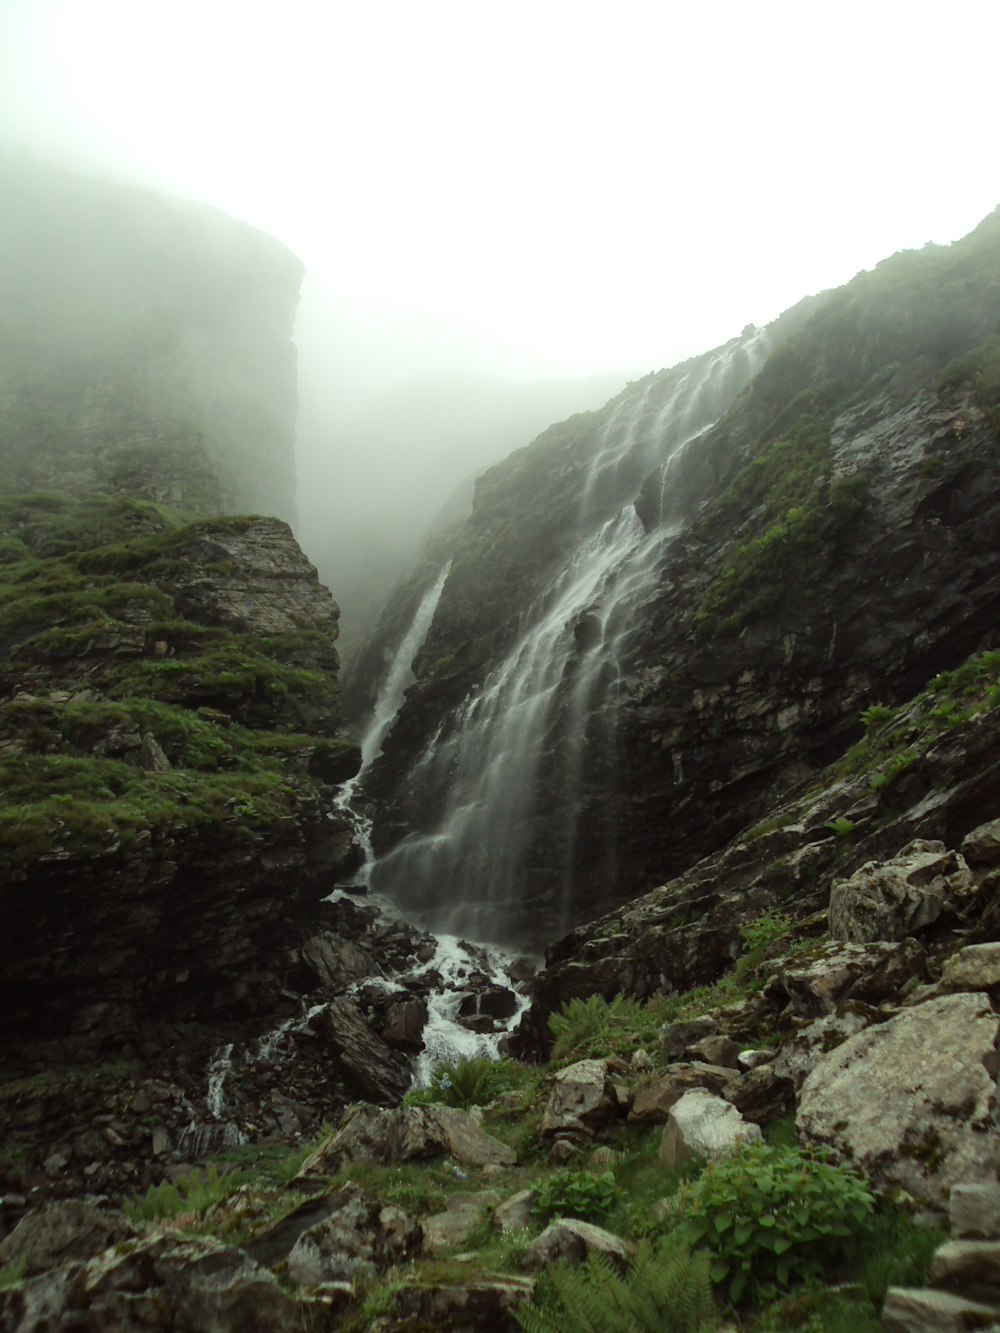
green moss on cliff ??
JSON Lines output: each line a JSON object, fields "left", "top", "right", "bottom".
{"left": 0, "top": 492, "right": 353, "bottom": 876}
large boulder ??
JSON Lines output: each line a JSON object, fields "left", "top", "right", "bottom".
{"left": 828, "top": 841, "right": 975, "bottom": 943}
{"left": 522, "top": 1219, "right": 633, "bottom": 1275}
{"left": 319, "top": 997, "right": 412, "bottom": 1104}
{"left": 379, "top": 1273, "right": 535, "bottom": 1331}
{"left": 285, "top": 1188, "right": 421, "bottom": 1286}
{"left": 302, "top": 934, "right": 378, "bottom": 992}
{"left": 541, "top": 1059, "right": 619, "bottom": 1139}
{"left": 0, "top": 1201, "right": 136, "bottom": 1277}
{"left": 797, "top": 992, "right": 1000, "bottom": 1210}
{"left": 296, "top": 1103, "right": 516, "bottom": 1178}
{"left": 774, "top": 938, "right": 926, "bottom": 1017}
{"left": 659, "top": 1089, "right": 762, "bottom": 1169}
{"left": 627, "top": 1063, "right": 739, "bottom": 1126}
{"left": 0, "top": 1233, "right": 300, "bottom": 1332}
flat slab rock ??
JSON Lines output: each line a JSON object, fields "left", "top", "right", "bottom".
{"left": 296, "top": 1103, "right": 516, "bottom": 1177}
{"left": 881, "top": 1285, "right": 1000, "bottom": 1332}
{"left": 797, "top": 992, "right": 1000, "bottom": 1211}
{"left": 523, "top": 1219, "right": 633, "bottom": 1274}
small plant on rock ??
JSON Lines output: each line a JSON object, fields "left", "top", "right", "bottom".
{"left": 675, "top": 1142, "right": 875, "bottom": 1306}
{"left": 531, "top": 1168, "right": 621, "bottom": 1225}
{"left": 124, "top": 1164, "right": 245, "bottom": 1224}
{"left": 515, "top": 1234, "right": 717, "bottom": 1332}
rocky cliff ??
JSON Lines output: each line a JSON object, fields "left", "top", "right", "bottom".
{"left": 357, "top": 207, "right": 1000, "bottom": 950}
{"left": 0, "top": 155, "right": 304, "bottom": 521}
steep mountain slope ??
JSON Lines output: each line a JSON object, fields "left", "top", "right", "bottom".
{"left": 358, "top": 209, "right": 1000, "bottom": 950}
{"left": 0, "top": 154, "right": 303, "bottom": 521}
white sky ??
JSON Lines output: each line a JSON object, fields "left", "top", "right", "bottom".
{"left": 2, "top": 0, "right": 1000, "bottom": 391}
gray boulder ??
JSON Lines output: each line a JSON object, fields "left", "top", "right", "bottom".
{"left": 541, "top": 1059, "right": 619, "bottom": 1139}
{"left": 659, "top": 1089, "right": 762, "bottom": 1170}
{"left": 523, "top": 1219, "right": 633, "bottom": 1274}
{"left": 828, "top": 840, "right": 974, "bottom": 943}
{"left": 797, "top": 992, "right": 1000, "bottom": 1210}
{"left": 297, "top": 1103, "right": 516, "bottom": 1177}
{"left": 776, "top": 938, "right": 926, "bottom": 1017}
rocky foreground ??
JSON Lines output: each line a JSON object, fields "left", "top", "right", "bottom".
{"left": 4, "top": 645, "right": 1000, "bottom": 1330}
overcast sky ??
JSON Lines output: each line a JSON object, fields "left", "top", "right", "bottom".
{"left": 3, "top": 0, "right": 999, "bottom": 400}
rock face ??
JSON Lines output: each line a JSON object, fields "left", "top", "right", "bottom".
{"left": 796, "top": 993, "right": 1000, "bottom": 1209}
{"left": 0, "top": 506, "right": 357, "bottom": 1044}
{"left": 357, "top": 206, "right": 1000, "bottom": 949}
{"left": 0, "top": 155, "right": 303, "bottom": 522}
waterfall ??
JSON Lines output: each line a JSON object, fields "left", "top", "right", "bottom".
{"left": 359, "top": 563, "right": 452, "bottom": 771}
{"left": 334, "top": 563, "right": 451, "bottom": 889}
{"left": 370, "top": 327, "right": 771, "bottom": 948}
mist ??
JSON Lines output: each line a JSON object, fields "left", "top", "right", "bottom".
{"left": 2, "top": 0, "right": 1000, "bottom": 652}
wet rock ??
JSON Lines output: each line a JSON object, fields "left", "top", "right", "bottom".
{"left": 297, "top": 1103, "right": 516, "bottom": 1177}
{"left": 828, "top": 841, "right": 975, "bottom": 943}
{"left": 380, "top": 996, "right": 428, "bottom": 1049}
{"left": 541, "top": 1059, "right": 619, "bottom": 1138}
{"left": 659, "top": 1089, "right": 763, "bottom": 1169}
{"left": 523, "top": 1219, "right": 633, "bottom": 1275}
{"left": 627, "top": 1063, "right": 740, "bottom": 1126}
{"left": 776, "top": 938, "right": 926, "bottom": 1017}
{"left": 458, "top": 986, "right": 519, "bottom": 1021}
{"left": 797, "top": 993, "right": 1000, "bottom": 1210}
{"left": 302, "top": 934, "right": 379, "bottom": 992}
{"left": 319, "top": 996, "right": 412, "bottom": 1104}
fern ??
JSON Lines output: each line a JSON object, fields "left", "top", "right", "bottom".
{"left": 515, "top": 1235, "right": 717, "bottom": 1333}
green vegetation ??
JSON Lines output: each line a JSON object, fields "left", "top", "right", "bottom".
{"left": 531, "top": 1168, "right": 621, "bottom": 1225}
{"left": 124, "top": 1164, "right": 246, "bottom": 1224}
{"left": 516, "top": 1235, "right": 717, "bottom": 1333}
{"left": 405, "top": 1056, "right": 535, "bottom": 1111}
{"left": 676, "top": 1143, "right": 874, "bottom": 1305}
{"left": 0, "top": 491, "right": 350, "bottom": 874}
{"left": 835, "top": 647, "right": 1000, "bottom": 793}
{"left": 939, "top": 333, "right": 1000, "bottom": 436}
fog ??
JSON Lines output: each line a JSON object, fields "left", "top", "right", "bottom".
{"left": 2, "top": 0, "right": 999, "bottom": 652}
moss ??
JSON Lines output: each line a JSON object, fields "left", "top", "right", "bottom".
{"left": 0, "top": 492, "right": 342, "bottom": 875}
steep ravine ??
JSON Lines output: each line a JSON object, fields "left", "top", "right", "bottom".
{"left": 354, "top": 206, "right": 1000, "bottom": 949}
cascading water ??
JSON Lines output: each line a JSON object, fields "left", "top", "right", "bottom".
{"left": 334, "top": 563, "right": 451, "bottom": 887}
{"left": 370, "top": 327, "right": 772, "bottom": 947}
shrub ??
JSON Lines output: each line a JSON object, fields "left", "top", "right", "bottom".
{"left": 740, "top": 908, "right": 791, "bottom": 953}
{"left": 515, "top": 1234, "right": 717, "bottom": 1332}
{"left": 123, "top": 1164, "right": 245, "bottom": 1223}
{"left": 532, "top": 1169, "right": 621, "bottom": 1225}
{"left": 406, "top": 1056, "right": 513, "bottom": 1109}
{"left": 675, "top": 1143, "right": 875, "bottom": 1305}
